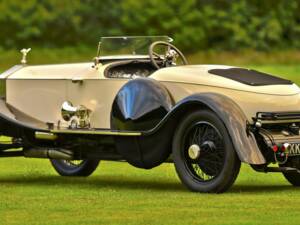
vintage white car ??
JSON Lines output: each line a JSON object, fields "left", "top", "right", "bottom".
{"left": 1, "top": 36, "right": 300, "bottom": 193}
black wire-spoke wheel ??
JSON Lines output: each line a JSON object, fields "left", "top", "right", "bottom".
{"left": 173, "top": 110, "right": 241, "bottom": 193}
{"left": 50, "top": 159, "right": 100, "bottom": 177}
{"left": 184, "top": 122, "right": 225, "bottom": 181}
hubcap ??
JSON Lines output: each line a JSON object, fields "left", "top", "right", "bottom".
{"left": 188, "top": 144, "right": 201, "bottom": 160}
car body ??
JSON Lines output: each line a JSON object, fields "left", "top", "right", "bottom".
{"left": 1, "top": 36, "right": 300, "bottom": 193}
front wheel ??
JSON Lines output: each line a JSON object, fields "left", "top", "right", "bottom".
{"left": 172, "top": 110, "right": 241, "bottom": 193}
{"left": 50, "top": 159, "right": 100, "bottom": 177}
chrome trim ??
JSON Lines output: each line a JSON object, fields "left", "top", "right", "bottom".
{"left": 188, "top": 144, "right": 201, "bottom": 160}
{"left": 61, "top": 101, "right": 77, "bottom": 121}
{"left": 0, "top": 65, "right": 24, "bottom": 79}
{"left": 261, "top": 119, "right": 300, "bottom": 124}
{"left": 61, "top": 101, "right": 91, "bottom": 128}
{"left": 20, "top": 48, "right": 31, "bottom": 64}
{"left": 35, "top": 132, "right": 58, "bottom": 140}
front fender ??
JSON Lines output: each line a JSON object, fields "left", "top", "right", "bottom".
{"left": 148, "top": 93, "right": 266, "bottom": 165}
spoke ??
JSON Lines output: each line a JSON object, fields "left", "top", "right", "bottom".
{"left": 200, "top": 125, "right": 209, "bottom": 143}
{"left": 184, "top": 122, "right": 225, "bottom": 182}
{"left": 197, "top": 158, "right": 223, "bottom": 165}
{"left": 191, "top": 127, "right": 199, "bottom": 144}
{"left": 152, "top": 52, "right": 163, "bottom": 60}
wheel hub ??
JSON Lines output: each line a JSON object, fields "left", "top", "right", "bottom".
{"left": 184, "top": 121, "right": 226, "bottom": 181}
{"left": 188, "top": 144, "right": 201, "bottom": 160}
{"left": 201, "top": 141, "right": 216, "bottom": 152}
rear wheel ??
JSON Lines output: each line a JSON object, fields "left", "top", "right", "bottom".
{"left": 50, "top": 159, "right": 100, "bottom": 177}
{"left": 172, "top": 110, "right": 241, "bottom": 193}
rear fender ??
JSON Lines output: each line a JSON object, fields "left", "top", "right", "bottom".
{"left": 150, "top": 93, "right": 266, "bottom": 165}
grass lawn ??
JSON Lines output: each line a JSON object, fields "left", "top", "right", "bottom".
{"left": 0, "top": 158, "right": 299, "bottom": 225}
{"left": 1, "top": 50, "right": 300, "bottom": 224}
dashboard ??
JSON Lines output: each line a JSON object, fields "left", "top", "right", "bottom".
{"left": 106, "top": 61, "right": 156, "bottom": 79}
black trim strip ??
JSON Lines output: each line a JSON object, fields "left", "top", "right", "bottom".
{"left": 256, "top": 112, "right": 300, "bottom": 121}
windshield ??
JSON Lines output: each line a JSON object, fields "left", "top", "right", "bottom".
{"left": 98, "top": 36, "right": 173, "bottom": 57}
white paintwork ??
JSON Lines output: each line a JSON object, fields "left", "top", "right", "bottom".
{"left": 150, "top": 65, "right": 300, "bottom": 95}
{"left": 6, "top": 79, "right": 68, "bottom": 123}
{"left": 150, "top": 65, "right": 300, "bottom": 121}
{"left": 5, "top": 63, "right": 128, "bottom": 127}
{"left": 2, "top": 61, "right": 300, "bottom": 128}
{"left": 8, "top": 63, "right": 95, "bottom": 79}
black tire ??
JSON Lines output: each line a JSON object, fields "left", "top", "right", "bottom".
{"left": 172, "top": 110, "right": 241, "bottom": 193}
{"left": 282, "top": 172, "right": 300, "bottom": 186}
{"left": 50, "top": 159, "right": 100, "bottom": 177}
{"left": 280, "top": 158, "right": 300, "bottom": 186}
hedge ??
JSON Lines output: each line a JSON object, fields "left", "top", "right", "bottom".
{"left": 0, "top": 0, "right": 299, "bottom": 52}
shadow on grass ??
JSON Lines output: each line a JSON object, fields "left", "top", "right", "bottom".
{"left": 230, "top": 184, "right": 294, "bottom": 193}
{"left": 0, "top": 174, "right": 296, "bottom": 193}
{"left": 0, "top": 175, "right": 186, "bottom": 192}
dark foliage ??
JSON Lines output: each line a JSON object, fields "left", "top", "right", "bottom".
{"left": 0, "top": 0, "right": 299, "bottom": 52}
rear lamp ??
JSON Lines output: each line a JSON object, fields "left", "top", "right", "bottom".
{"left": 281, "top": 143, "right": 290, "bottom": 152}
{"left": 272, "top": 145, "right": 278, "bottom": 152}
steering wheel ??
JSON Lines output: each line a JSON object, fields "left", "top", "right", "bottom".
{"left": 149, "top": 41, "right": 188, "bottom": 69}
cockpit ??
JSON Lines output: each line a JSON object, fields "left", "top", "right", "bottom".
{"left": 94, "top": 36, "right": 188, "bottom": 79}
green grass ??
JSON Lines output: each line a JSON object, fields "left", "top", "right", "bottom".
{"left": 0, "top": 158, "right": 298, "bottom": 225}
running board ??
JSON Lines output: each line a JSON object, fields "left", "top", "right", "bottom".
{"left": 35, "top": 129, "right": 142, "bottom": 140}
{"left": 253, "top": 166, "right": 300, "bottom": 173}
{"left": 265, "top": 167, "right": 300, "bottom": 173}
{"left": 51, "top": 129, "right": 142, "bottom": 136}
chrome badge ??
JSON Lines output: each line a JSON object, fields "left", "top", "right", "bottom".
{"left": 20, "top": 48, "right": 31, "bottom": 64}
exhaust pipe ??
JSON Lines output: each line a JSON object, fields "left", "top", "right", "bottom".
{"left": 24, "top": 148, "right": 73, "bottom": 160}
